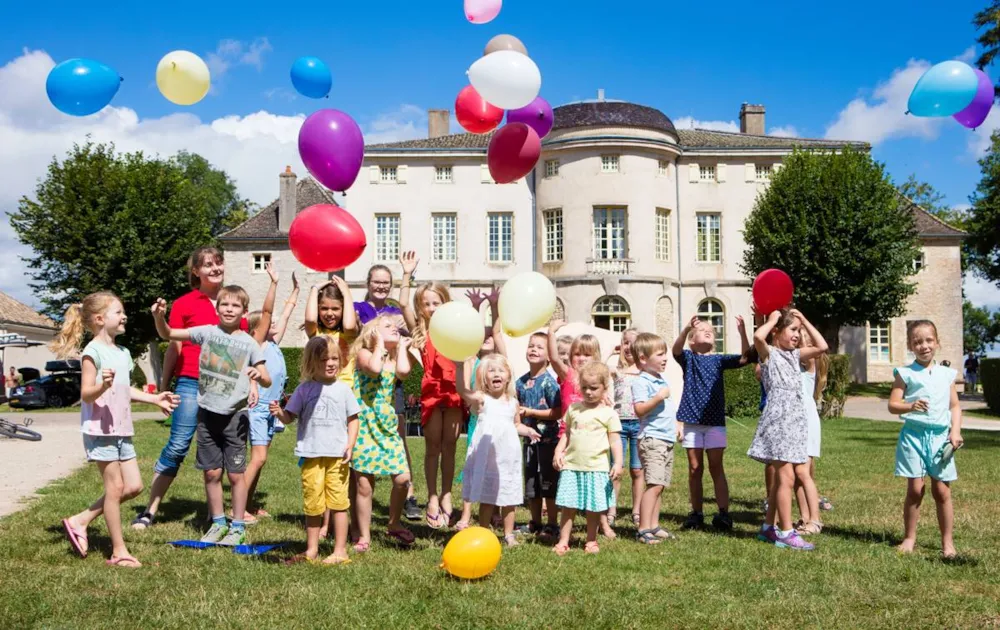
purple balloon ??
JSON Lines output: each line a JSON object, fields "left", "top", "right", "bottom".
{"left": 506, "top": 96, "right": 554, "bottom": 139}
{"left": 953, "top": 69, "right": 994, "bottom": 130}
{"left": 298, "top": 109, "right": 364, "bottom": 192}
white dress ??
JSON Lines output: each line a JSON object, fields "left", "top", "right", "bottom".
{"left": 801, "top": 369, "right": 821, "bottom": 458}
{"left": 462, "top": 396, "right": 524, "bottom": 507}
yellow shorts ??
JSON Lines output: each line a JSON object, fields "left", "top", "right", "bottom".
{"left": 301, "top": 457, "right": 350, "bottom": 516}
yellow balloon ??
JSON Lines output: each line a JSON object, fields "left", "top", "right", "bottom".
{"left": 440, "top": 526, "right": 502, "bottom": 580}
{"left": 498, "top": 271, "right": 557, "bottom": 337}
{"left": 429, "top": 302, "right": 485, "bottom": 361}
{"left": 156, "top": 50, "right": 210, "bottom": 106}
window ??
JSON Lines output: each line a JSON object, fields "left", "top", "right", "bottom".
{"left": 431, "top": 214, "right": 457, "bottom": 262}
{"left": 374, "top": 214, "right": 400, "bottom": 262}
{"left": 434, "top": 165, "right": 453, "bottom": 183}
{"left": 252, "top": 253, "right": 271, "bottom": 273}
{"left": 379, "top": 166, "right": 397, "bottom": 183}
{"left": 487, "top": 212, "right": 513, "bottom": 263}
{"left": 869, "top": 323, "right": 891, "bottom": 363}
{"left": 601, "top": 155, "right": 620, "bottom": 173}
{"left": 655, "top": 208, "right": 671, "bottom": 262}
{"left": 658, "top": 160, "right": 669, "bottom": 176}
{"left": 699, "top": 164, "right": 716, "bottom": 181}
{"left": 592, "top": 207, "right": 627, "bottom": 260}
{"left": 543, "top": 208, "right": 563, "bottom": 262}
{"left": 755, "top": 164, "right": 772, "bottom": 181}
{"left": 913, "top": 251, "right": 926, "bottom": 271}
{"left": 545, "top": 159, "right": 560, "bottom": 177}
{"left": 696, "top": 213, "right": 721, "bottom": 262}
{"left": 697, "top": 299, "right": 726, "bottom": 353}
{"left": 592, "top": 296, "right": 631, "bottom": 332}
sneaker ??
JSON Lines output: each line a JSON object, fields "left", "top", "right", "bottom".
{"left": 218, "top": 527, "right": 247, "bottom": 547}
{"left": 762, "top": 499, "right": 769, "bottom": 514}
{"left": 201, "top": 522, "right": 229, "bottom": 544}
{"left": 273, "top": 419, "right": 286, "bottom": 434}
{"left": 775, "top": 530, "right": 815, "bottom": 551}
{"left": 403, "top": 496, "right": 421, "bottom": 521}
{"left": 712, "top": 512, "right": 734, "bottom": 530}
{"left": 517, "top": 521, "right": 541, "bottom": 535}
{"left": 757, "top": 526, "right": 776, "bottom": 544}
{"left": 682, "top": 511, "right": 704, "bottom": 530}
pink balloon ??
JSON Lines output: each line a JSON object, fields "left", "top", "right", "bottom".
{"left": 506, "top": 96, "right": 554, "bottom": 139}
{"left": 298, "top": 109, "right": 364, "bottom": 192}
{"left": 953, "top": 69, "right": 994, "bottom": 130}
{"left": 487, "top": 123, "right": 540, "bottom": 184}
{"left": 465, "top": 0, "right": 502, "bottom": 24}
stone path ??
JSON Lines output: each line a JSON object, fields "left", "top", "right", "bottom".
{"left": 843, "top": 396, "right": 999, "bottom": 432}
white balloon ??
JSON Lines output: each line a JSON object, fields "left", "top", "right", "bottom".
{"left": 498, "top": 272, "right": 556, "bottom": 337}
{"left": 468, "top": 51, "right": 541, "bottom": 110}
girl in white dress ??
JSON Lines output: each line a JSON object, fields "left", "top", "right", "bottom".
{"left": 794, "top": 326, "right": 829, "bottom": 535}
{"left": 456, "top": 354, "right": 540, "bottom": 546}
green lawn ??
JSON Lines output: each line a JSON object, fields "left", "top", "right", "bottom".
{"left": 1, "top": 419, "right": 999, "bottom": 629}
{"left": 846, "top": 382, "right": 893, "bottom": 398}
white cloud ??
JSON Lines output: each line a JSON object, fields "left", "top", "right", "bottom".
{"left": 957, "top": 46, "right": 977, "bottom": 63}
{"left": 966, "top": 104, "right": 1000, "bottom": 155}
{"left": 768, "top": 125, "right": 799, "bottom": 138}
{"left": 206, "top": 37, "right": 272, "bottom": 79}
{"left": 0, "top": 49, "right": 430, "bottom": 309}
{"left": 964, "top": 274, "right": 1000, "bottom": 310}
{"left": 673, "top": 116, "right": 740, "bottom": 133}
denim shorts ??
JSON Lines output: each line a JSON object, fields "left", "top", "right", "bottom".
{"left": 619, "top": 419, "right": 642, "bottom": 470}
{"left": 248, "top": 402, "right": 276, "bottom": 447}
{"left": 84, "top": 434, "right": 136, "bottom": 462}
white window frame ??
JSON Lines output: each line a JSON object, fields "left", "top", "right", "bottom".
{"left": 544, "top": 159, "right": 560, "bottom": 178}
{"left": 374, "top": 214, "right": 400, "bottom": 263}
{"left": 431, "top": 213, "right": 457, "bottom": 263}
{"left": 251, "top": 253, "right": 271, "bottom": 274}
{"left": 543, "top": 208, "right": 563, "bottom": 263}
{"left": 655, "top": 208, "right": 671, "bottom": 262}
{"left": 755, "top": 164, "right": 772, "bottom": 182}
{"left": 697, "top": 299, "right": 726, "bottom": 353}
{"left": 434, "top": 165, "right": 453, "bottom": 183}
{"left": 699, "top": 164, "right": 716, "bottom": 181}
{"left": 696, "top": 213, "right": 721, "bottom": 263}
{"left": 592, "top": 296, "right": 632, "bottom": 332}
{"left": 913, "top": 251, "right": 926, "bottom": 272}
{"left": 592, "top": 207, "right": 628, "bottom": 260}
{"left": 869, "top": 323, "right": 891, "bottom": 364}
{"left": 487, "top": 212, "right": 514, "bottom": 264}
{"left": 658, "top": 160, "right": 669, "bottom": 176}
{"left": 601, "top": 154, "right": 620, "bottom": 173}
{"left": 379, "top": 166, "right": 397, "bottom": 183}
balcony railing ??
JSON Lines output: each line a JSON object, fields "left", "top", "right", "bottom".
{"left": 586, "top": 258, "right": 633, "bottom": 276}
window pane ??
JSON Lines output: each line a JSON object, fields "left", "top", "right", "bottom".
{"left": 380, "top": 166, "right": 397, "bottom": 182}
{"left": 432, "top": 214, "right": 457, "bottom": 262}
{"left": 592, "top": 207, "right": 627, "bottom": 259}
{"left": 755, "top": 164, "right": 771, "bottom": 181}
{"left": 488, "top": 213, "right": 513, "bottom": 262}
{"left": 868, "top": 323, "right": 891, "bottom": 363}
{"left": 601, "top": 155, "right": 620, "bottom": 173}
{"left": 435, "top": 166, "right": 453, "bottom": 182}
{"left": 655, "top": 208, "right": 670, "bottom": 261}
{"left": 697, "top": 300, "right": 725, "bottom": 353}
{"left": 375, "top": 215, "right": 400, "bottom": 261}
{"left": 544, "top": 209, "right": 563, "bottom": 262}
{"left": 700, "top": 165, "right": 716, "bottom": 181}
{"left": 545, "top": 160, "right": 560, "bottom": 177}
{"left": 696, "top": 214, "right": 721, "bottom": 262}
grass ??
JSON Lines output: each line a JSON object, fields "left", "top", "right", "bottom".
{"left": 1, "top": 419, "right": 999, "bottom": 629}
{"left": 965, "top": 407, "right": 1000, "bottom": 420}
{"left": 0, "top": 402, "right": 163, "bottom": 414}
{"left": 846, "top": 382, "right": 894, "bottom": 398}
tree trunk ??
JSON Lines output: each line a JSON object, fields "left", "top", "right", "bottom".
{"left": 817, "top": 320, "right": 841, "bottom": 355}
{"left": 147, "top": 340, "right": 163, "bottom": 389}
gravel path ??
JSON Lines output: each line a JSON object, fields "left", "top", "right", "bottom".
{"left": 842, "top": 396, "right": 999, "bottom": 432}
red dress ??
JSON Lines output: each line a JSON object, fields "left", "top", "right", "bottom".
{"left": 420, "top": 337, "right": 462, "bottom": 425}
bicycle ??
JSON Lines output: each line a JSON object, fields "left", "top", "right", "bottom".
{"left": 0, "top": 416, "right": 42, "bottom": 441}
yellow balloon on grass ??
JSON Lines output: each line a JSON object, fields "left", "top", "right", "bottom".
{"left": 156, "top": 51, "right": 210, "bottom": 105}
{"left": 429, "top": 302, "right": 485, "bottom": 361}
{"left": 440, "top": 526, "right": 501, "bottom": 580}
{"left": 498, "top": 271, "right": 556, "bottom": 337}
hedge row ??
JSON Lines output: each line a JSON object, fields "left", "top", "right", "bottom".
{"left": 722, "top": 354, "right": 851, "bottom": 420}
{"left": 982, "top": 358, "right": 1000, "bottom": 413}
{"left": 279, "top": 347, "right": 424, "bottom": 397}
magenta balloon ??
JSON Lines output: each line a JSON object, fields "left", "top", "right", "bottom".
{"left": 506, "top": 96, "right": 554, "bottom": 139}
{"left": 953, "top": 69, "right": 994, "bottom": 129}
{"left": 298, "top": 109, "right": 364, "bottom": 192}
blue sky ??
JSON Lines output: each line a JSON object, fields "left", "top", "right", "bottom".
{"left": 0, "top": 0, "right": 997, "bottom": 312}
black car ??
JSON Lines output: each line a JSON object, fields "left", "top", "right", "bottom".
{"left": 8, "top": 360, "right": 81, "bottom": 409}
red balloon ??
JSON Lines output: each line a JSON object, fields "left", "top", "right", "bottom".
{"left": 752, "top": 269, "right": 795, "bottom": 314}
{"left": 487, "top": 123, "right": 541, "bottom": 184}
{"left": 455, "top": 85, "right": 504, "bottom": 134}
{"left": 289, "top": 204, "right": 366, "bottom": 272}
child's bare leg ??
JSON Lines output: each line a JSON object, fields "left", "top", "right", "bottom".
{"left": 687, "top": 448, "right": 705, "bottom": 512}
{"left": 387, "top": 472, "right": 411, "bottom": 532}
{"left": 557, "top": 508, "right": 576, "bottom": 548}
{"left": 706, "top": 449, "right": 729, "bottom": 512}
{"left": 304, "top": 515, "right": 323, "bottom": 559}
{"left": 611, "top": 476, "right": 621, "bottom": 519}
{"left": 931, "top": 479, "right": 955, "bottom": 557}
{"left": 600, "top": 512, "right": 616, "bottom": 538}
{"left": 639, "top": 484, "right": 663, "bottom": 532}
{"left": 325, "top": 509, "right": 350, "bottom": 562}
{"left": 244, "top": 445, "right": 269, "bottom": 513}
{"left": 794, "top": 462, "right": 820, "bottom": 526}
{"left": 458, "top": 500, "right": 474, "bottom": 526}
{"left": 354, "top": 474, "right": 374, "bottom": 544}
{"left": 502, "top": 506, "right": 517, "bottom": 541}
{"left": 478, "top": 503, "right": 494, "bottom": 528}
{"left": 228, "top": 471, "right": 247, "bottom": 522}
{"left": 439, "top": 408, "right": 463, "bottom": 516}
{"left": 630, "top": 468, "right": 645, "bottom": 520}
{"left": 424, "top": 410, "right": 443, "bottom": 519}
{"left": 794, "top": 477, "right": 808, "bottom": 523}
{"left": 771, "top": 462, "right": 795, "bottom": 531}
{"left": 204, "top": 468, "right": 225, "bottom": 520}
{"left": 529, "top": 498, "right": 543, "bottom": 525}
{"left": 585, "top": 512, "right": 601, "bottom": 546}
{"left": 899, "top": 477, "right": 925, "bottom": 553}
{"left": 97, "top": 462, "right": 129, "bottom": 558}
{"left": 545, "top": 498, "right": 558, "bottom": 526}
{"left": 320, "top": 509, "right": 331, "bottom": 538}
{"left": 347, "top": 472, "right": 358, "bottom": 540}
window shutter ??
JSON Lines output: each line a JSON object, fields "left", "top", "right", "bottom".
{"left": 745, "top": 163, "right": 755, "bottom": 182}
{"left": 688, "top": 164, "right": 699, "bottom": 183}
{"left": 397, "top": 165, "right": 408, "bottom": 184}
{"left": 716, "top": 163, "right": 726, "bottom": 183}
{"left": 481, "top": 164, "right": 494, "bottom": 184}
{"left": 369, "top": 165, "right": 379, "bottom": 184}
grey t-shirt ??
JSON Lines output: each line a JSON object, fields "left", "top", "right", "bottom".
{"left": 188, "top": 325, "right": 265, "bottom": 416}
{"left": 285, "top": 381, "right": 361, "bottom": 458}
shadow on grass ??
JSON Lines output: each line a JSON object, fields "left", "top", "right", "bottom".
{"left": 820, "top": 523, "right": 902, "bottom": 546}
{"left": 45, "top": 523, "right": 113, "bottom": 558}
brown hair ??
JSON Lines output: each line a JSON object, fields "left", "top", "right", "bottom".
{"left": 906, "top": 320, "right": 939, "bottom": 345}
{"left": 301, "top": 335, "right": 341, "bottom": 383}
{"left": 364, "top": 264, "right": 393, "bottom": 302}
{"left": 630, "top": 332, "right": 667, "bottom": 366}
{"left": 410, "top": 281, "right": 452, "bottom": 350}
{"left": 49, "top": 292, "right": 120, "bottom": 358}
{"left": 772, "top": 309, "right": 799, "bottom": 336}
{"left": 187, "top": 246, "right": 224, "bottom": 289}
{"left": 217, "top": 285, "right": 250, "bottom": 311}
{"left": 577, "top": 361, "right": 611, "bottom": 391}
{"left": 317, "top": 282, "right": 347, "bottom": 333}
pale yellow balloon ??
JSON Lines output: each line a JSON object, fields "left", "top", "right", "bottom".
{"left": 429, "top": 302, "right": 485, "bottom": 361}
{"left": 156, "top": 50, "right": 211, "bottom": 106}
{"left": 498, "top": 272, "right": 556, "bottom": 337}
{"left": 484, "top": 34, "right": 528, "bottom": 57}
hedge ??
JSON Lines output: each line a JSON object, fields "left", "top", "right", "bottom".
{"left": 723, "top": 354, "right": 851, "bottom": 420}
{"left": 983, "top": 358, "right": 1000, "bottom": 413}
{"left": 279, "top": 347, "right": 423, "bottom": 396}
{"left": 821, "top": 354, "right": 850, "bottom": 419}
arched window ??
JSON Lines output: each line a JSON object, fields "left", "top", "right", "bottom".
{"left": 697, "top": 299, "right": 725, "bottom": 353}
{"left": 551, "top": 298, "right": 566, "bottom": 323}
{"left": 593, "top": 296, "right": 631, "bottom": 332}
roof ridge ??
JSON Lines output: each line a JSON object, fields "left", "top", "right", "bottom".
{"left": 898, "top": 193, "right": 968, "bottom": 235}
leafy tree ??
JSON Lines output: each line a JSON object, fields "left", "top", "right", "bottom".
{"left": 967, "top": 130, "right": 1000, "bottom": 286}
{"left": 741, "top": 147, "right": 921, "bottom": 352}
{"left": 974, "top": 1, "right": 1000, "bottom": 92}
{"left": 9, "top": 142, "right": 246, "bottom": 359}
{"left": 964, "top": 300, "right": 1000, "bottom": 354}
{"left": 899, "top": 174, "right": 970, "bottom": 270}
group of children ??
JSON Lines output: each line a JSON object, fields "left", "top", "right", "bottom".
{"left": 52, "top": 247, "right": 966, "bottom": 567}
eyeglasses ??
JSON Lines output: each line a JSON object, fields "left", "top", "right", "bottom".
{"left": 370, "top": 281, "right": 392, "bottom": 288}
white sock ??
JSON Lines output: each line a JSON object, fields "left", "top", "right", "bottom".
{"left": 778, "top": 528, "right": 793, "bottom": 538}
{"left": 762, "top": 523, "right": 774, "bottom": 531}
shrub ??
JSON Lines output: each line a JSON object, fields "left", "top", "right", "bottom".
{"left": 820, "top": 354, "right": 850, "bottom": 419}
{"left": 982, "top": 358, "right": 1000, "bottom": 413}
{"left": 282, "top": 347, "right": 304, "bottom": 392}
{"left": 130, "top": 363, "right": 147, "bottom": 388}
{"left": 724, "top": 364, "right": 761, "bottom": 419}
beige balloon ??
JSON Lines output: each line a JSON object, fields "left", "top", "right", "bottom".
{"left": 484, "top": 34, "right": 528, "bottom": 57}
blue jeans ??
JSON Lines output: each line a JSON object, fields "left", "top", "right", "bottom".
{"left": 154, "top": 377, "right": 200, "bottom": 476}
{"left": 619, "top": 420, "right": 642, "bottom": 470}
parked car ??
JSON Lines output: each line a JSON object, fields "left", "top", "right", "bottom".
{"left": 8, "top": 361, "right": 81, "bottom": 409}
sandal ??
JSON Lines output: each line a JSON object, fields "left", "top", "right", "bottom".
{"left": 454, "top": 520, "right": 470, "bottom": 531}
{"left": 649, "top": 527, "right": 677, "bottom": 540}
{"left": 353, "top": 540, "right": 370, "bottom": 553}
{"left": 426, "top": 511, "right": 446, "bottom": 530}
{"left": 387, "top": 528, "right": 415, "bottom": 546}
{"left": 607, "top": 510, "right": 617, "bottom": 523}
{"left": 541, "top": 524, "right": 560, "bottom": 539}
{"left": 819, "top": 497, "right": 833, "bottom": 511}
{"left": 441, "top": 510, "right": 454, "bottom": 528}
{"left": 796, "top": 521, "right": 824, "bottom": 535}
{"left": 632, "top": 513, "right": 641, "bottom": 526}
{"left": 552, "top": 543, "right": 570, "bottom": 556}
{"left": 322, "top": 555, "right": 352, "bottom": 566}
{"left": 130, "top": 512, "right": 154, "bottom": 531}
{"left": 636, "top": 530, "right": 662, "bottom": 545}
{"left": 106, "top": 555, "right": 142, "bottom": 568}
{"left": 584, "top": 541, "right": 600, "bottom": 554}
{"left": 503, "top": 534, "right": 520, "bottom": 547}
{"left": 62, "top": 519, "right": 88, "bottom": 558}
{"left": 284, "top": 554, "right": 319, "bottom": 566}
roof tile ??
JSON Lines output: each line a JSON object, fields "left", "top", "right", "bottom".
{"left": 220, "top": 177, "right": 337, "bottom": 240}
{"left": 0, "top": 291, "right": 58, "bottom": 330}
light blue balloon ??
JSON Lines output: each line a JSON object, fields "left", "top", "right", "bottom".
{"left": 45, "top": 58, "right": 121, "bottom": 116}
{"left": 907, "top": 60, "right": 979, "bottom": 117}
{"left": 290, "top": 56, "right": 332, "bottom": 99}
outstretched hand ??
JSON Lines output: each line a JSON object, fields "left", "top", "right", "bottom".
{"left": 400, "top": 250, "right": 419, "bottom": 275}
{"left": 465, "top": 289, "right": 486, "bottom": 311}
{"left": 266, "top": 261, "right": 278, "bottom": 284}
{"left": 155, "top": 391, "right": 179, "bottom": 416}
{"left": 150, "top": 298, "right": 167, "bottom": 318}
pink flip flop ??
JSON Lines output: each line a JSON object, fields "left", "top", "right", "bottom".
{"left": 62, "top": 519, "right": 87, "bottom": 558}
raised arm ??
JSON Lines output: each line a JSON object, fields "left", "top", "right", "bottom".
{"left": 331, "top": 276, "right": 357, "bottom": 334}
{"left": 151, "top": 299, "right": 191, "bottom": 342}
{"left": 790, "top": 310, "right": 828, "bottom": 361}
{"left": 454, "top": 358, "right": 484, "bottom": 412}
{"left": 673, "top": 316, "right": 698, "bottom": 358}
{"left": 356, "top": 333, "right": 386, "bottom": 377}
{"left": 304, "top": 284, "right": 322, "bottom": 338}
{"left": 547, "top": 319, "right": 569, "bottom": 380}
{"left": 486, "top": 287, "right": 507, "bottom": 357}
{"left": 736, "top": 315, "right": 752, "bottom": 364}
{"left": 395, "top": 337, "right": 412, "bottom": 380}
{"left": 272, "top": 272, "right": 299, "bottom": 345}
{"left": 398, "top": 251, "right": 418, "bottom": 326}
{"left": 753, "top": 311, "right": 780, "bottom": 363}
{"left": 253, "top": 262, "right": 279, "bottom": 344}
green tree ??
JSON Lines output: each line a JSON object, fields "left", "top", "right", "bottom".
{"left": 967, "top": 130, "right": 1000, "bottom": 285}
{"left": 9, "top": 142, "right": 245, "bottom": 359}
{"left": 171, "top": 151, "right": 252, "bottom": 232}
{"left": 964, "top": 300, "right": 1000, "bottom": 353}
{"left": 741, "top": 147, "right": 921, "bottom": 352}
{"left": 898, "top": 175, "right": 969, "bottom": 228}
{"left": 974, "top": 1, "right": 1000, "bottom": 90}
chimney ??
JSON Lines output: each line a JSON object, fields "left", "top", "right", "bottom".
{"left": 739, "top": 103, "right": 766, "bottom": 135}
{"left": 597, "top": 88, "right": 605, "bottom": 102}
{"left": 278, "top": 166, "right": 297, "bottom": 233}
{"left": 428, "top": 109, "right": 450, "bottom": 139}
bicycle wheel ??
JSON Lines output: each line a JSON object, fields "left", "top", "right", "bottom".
{"left": 0, "top": 420, "right": 42, "bottom": 441}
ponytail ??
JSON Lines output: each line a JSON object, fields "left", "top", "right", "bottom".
{"left": 49, "top": 304, "right": 85, "bottom": 359}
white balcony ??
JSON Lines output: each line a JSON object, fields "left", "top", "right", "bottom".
{"left": 586, "top": 258, "right": 633, "bottom": 276}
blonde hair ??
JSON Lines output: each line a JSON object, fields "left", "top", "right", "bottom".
{"left": 410, "top": 281, "right": 452, "bottom": 351}
{"left": 577, "top": 361, "right": 611, "bottom": 392}
{"left": 630, "top": 332, "right": 667, "bottom": 366}
{"left": 570, "top": 334, "right": 602, "bottom": 363}
{"left": 475, "top": 353, "right": 516, "bottom": 398}
{"left": 301, "top": 336, "right": 340, "bottom": 383}
{"left": 187, "top": 246, "right": 223, "bottom": 289}
{"left": 799, "top": 327, "right": 829, "bottom": 402}
{"left": 49, "top": 292, "right": 120, "bottom": 359}
{"left": 350, "top": 315, "right": 399, "bottom": 367}
{"left": 616, "top": 327, "right": 640, "bottom": 369}
{"left": 247, "top": 310, "right": 264, "bottom": 335}
{"left": 217, "top": 285, "right": 250, "bottom": 311}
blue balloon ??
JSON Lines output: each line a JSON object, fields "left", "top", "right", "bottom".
{"left": 290, "top": 56, "right": 332, "bottom": 99}
{"left": 907, "top": 61, "right": 979, "bottom": 117}
{"left": 45, "top": 58, "right": 121, "bottom": 116}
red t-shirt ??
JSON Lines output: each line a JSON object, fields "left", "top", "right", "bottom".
{"left": 169, "top": 290, "right": 249, "bottom": 380}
